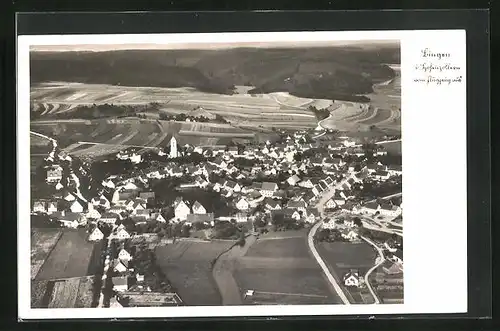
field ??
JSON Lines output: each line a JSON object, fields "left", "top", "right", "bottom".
{"left": 155, "top": 240, "right": 234, "bottom": 305}
{"left": 316, "top": 241, "right": 378, "bottom": 303}
{"left": 31, "top": 83, "right": 319, "bottom": 130}
{"left": 319, "top": 65, "right": 401, "bottom": 133}
{"left": 31, "top": 276, "right": 96, "bottom": 308}
{"left": 370, "top": 265, "right": 404, "bottom": 304}
{"left": 34, "top": 229, "right": 103, "bottom": 281}
{"left": 235, "top": 234, "right": 340, "bottom": 305}
{"left": 31, "top": 229, "right": 63, "bottom": 280}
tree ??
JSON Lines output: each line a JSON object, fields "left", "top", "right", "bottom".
{"left": 353, "top": 217, "right": 363, "bottom": 227}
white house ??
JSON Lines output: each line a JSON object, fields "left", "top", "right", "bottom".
{"left": 70, "top": 200, "right": 84, "bottom": 213}
{"left": 343, "top": 270, "right": 360, "bottom": 287}
{"left": 191, "top": 201, "right": 206, "bottom": 214}
{"left": 113, "top": 260, "right": 128, "bottom": 273}
{"left": 99, "top": 212, "right": 119, "bottom": 224}
{"left": 342, "top": 229, "right": 359, "bottom": 241}
{"left": 47, "top": 201, "right": 58, "bottom": 214}
{"left": 55, "top": 181, "right": 64, "bottom": 190}
{"left": 115, "top": 228, "right": 131, "bottom": 240}
{"left": 46, "top": 166, "right": 63, "bottom": 183}
{"left": 325, "top": 198, "right": 336, "bottom": 209}
{"left": 174, "top": 200, "right": 191, "bottom": 221}
{"left": 86, "top": 205, "right": 102, "bottom": 219}
{"left": 64, "top": 192, "right": 76, "bottom": 202}
{"left": 118, "top": 248, "right": 132, "bottom": 262}
{"left": 235, "top": 198, "right": 250, "bottom": 211}
{"left": 374, "top": 171, "right": 390, "bottom": 181}
{"left": 322, "top": 218, "right": 336, "bottom": 229}
{"left": 260, "top": 182, "right": 279, "bottom": 197}
{"left": 88, "top": 227, "right": 104, "bottom": 241}
{"left": 33, "top": 200, "right": 47, "bottom": 213}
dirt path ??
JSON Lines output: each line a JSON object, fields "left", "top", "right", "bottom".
{"left": 212, "top": 235, "right": 257, "bottom": 305}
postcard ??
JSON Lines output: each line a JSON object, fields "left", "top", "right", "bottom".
{"left": 17, "top": 30, "right": 467, "bottom": 319}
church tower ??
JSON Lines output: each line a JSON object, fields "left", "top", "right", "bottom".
{"left": 169, "top": 136, "right": 178, "bottom": 158}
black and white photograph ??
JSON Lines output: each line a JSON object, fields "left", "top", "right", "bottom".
{"left": 18, "top": 29, "right": 469, "bottom": 319}
{"left": 27, "top": 37, "right": 403, "bottom": 309}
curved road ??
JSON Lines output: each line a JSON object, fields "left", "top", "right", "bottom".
{"left": 360, "top": 236, "right": 385, "bottom": 304}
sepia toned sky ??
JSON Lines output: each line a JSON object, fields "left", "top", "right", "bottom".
{"left": 30, "top": 40, "right": 399, "bottom": 52}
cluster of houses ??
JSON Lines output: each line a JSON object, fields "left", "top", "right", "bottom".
{"left": 33, "top": 130, "right": 402, "bottom": 241}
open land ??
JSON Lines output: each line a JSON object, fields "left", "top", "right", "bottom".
{"left": 234, "top": 231, "right": 340, "bottom": 305}
{"left": 317, "top": 241, "right": 378, "bottom": 303}
{"left": 31, "top": 228, "right": 63, "bottom": 279}
{"left": 31, "top": 276, "right": 96, "bottom": 308}
{"left": 154, "top": 240, "right": 234, "bottom": 306}
{"left": 34, "top": 229, "right": 103, "bottom": 281}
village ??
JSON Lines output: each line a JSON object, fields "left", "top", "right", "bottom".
{"left": 31, "top": 127, "right": 403, "bottom": 307}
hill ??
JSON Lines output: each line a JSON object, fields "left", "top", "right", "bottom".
{"left": 30, "top": 45, "right": 400, "bottom": 101}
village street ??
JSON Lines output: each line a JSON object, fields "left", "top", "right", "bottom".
{"left": 307, "top": 221, "right": 351, "bottom": 305}
{"left": 360, "top": 236, "right": 385, "bottom": 304}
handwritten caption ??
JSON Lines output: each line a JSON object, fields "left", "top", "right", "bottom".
{"left": 413, "top": 48, "right": 462, "bottom": 86}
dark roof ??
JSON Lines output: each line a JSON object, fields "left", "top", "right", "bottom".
{"left": 139, "top": 192, "right": 155, "bottom": 199}
{"left": 53, "top": 212, "right": 82, "bottom": 221}
{"left": 376, "top": 171, "right": 389, "bottom": 176}
{"left": 112, "top": 276, "right": 128, "bottom": 286}
{"left": 186, "top": 213, "right": 214, "bottom": 223}
{"left": 287, "top": 200, "right": 306, "bottom": 208}
{"left": 261, "top": 182, "right": 278, "bottom": 191}
{"left": 363, "top": 202, "right": 379, "bottom": 210}
{"left": 101, "top": 212, "right": 119, "bottom": 219}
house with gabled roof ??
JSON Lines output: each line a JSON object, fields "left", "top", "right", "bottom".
{"left": 192, "top": 201, "right": 207, "bottom": 214}
{"left": 286, "top": 200, "right": 307, "bottom": 213}
{"left": 42, "top": 201, "right": 57, "bottom": 215}
{"left": 64, "top": 192, "right": 76, "bottom": 202}
{"left": 70, "top": 200, "right": 84, "bottom": 213}
{"left": 53, "top": 211, "right": 86, "bottom": 228}
{"left": 260, "top": 182, "right": 279, "bottom": 197}
{"left": 88, "top": 227, "right": 104, "bottom": 241}
{"left": 33, "top": 200, "right": 47, "bottom": 213}
{"left": 281, "top": 208, "right": 302, "bottom": 221}
{"left": 86, "top": 204, "right": 102, "bottom": 219}
{"left": 118, "top": 248, "right": 132, "bottom": 262}
{"left": 343, "top": 270, "right": 360, "bottom": 287}
{"left": 46, "top": 166, "right": 63, "bottom": 183}
{"left": 286, "top": 174, "right": 301, "bottom": 186}
{"left": 325, "top": 198, "right": 337, "bottom": 210}
{"left": 224, "top": 180, "right": 241, "bottom": 193}
{"left": 235, "top": 197, "right": 249, "bottom": 211}
{"left": 115, "top": 228, "right": 131, "bottom": 240}
{"left": 185, "top": 213, "right": 214, "bottom": 226}
{"left": 174, "top": 199, "right": 190, "bottom": 221}
{"left": 264, "top": 198, "right": 281, "bottom": 211}
{"left": 305, "top": 208, "right": 320, "bottom": 223}
{"left": 113, "top": 259, "right": 129, "bottom": 273}
{"left": 99, "top": 212, "right": 119, "bottom": 224}
{"left": 298, "top": 179, "right": 314, "bottom": 188}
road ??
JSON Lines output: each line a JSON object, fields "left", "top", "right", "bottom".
{"left": 308, "top": 222, "right": 351, "bottom": 305}
{"left": 75, "top": 141, "right": 159, "bottom": 149}
{"left": 360, "top": 236, "right": 385, "bottom": 304}
{"left": 212, "top": 235, "right": 257, "bottom": 305}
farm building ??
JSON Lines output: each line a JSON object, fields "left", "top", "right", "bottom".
{"left": 343, "top": 270, "right": 360, "bottom": 287}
